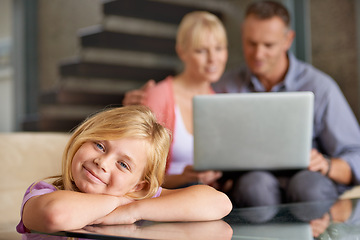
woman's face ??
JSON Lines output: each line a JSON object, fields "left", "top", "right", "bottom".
{"left": 71, "top": 138, "right": 148, "bottom": 196}
{"left": 179, "top": 31, "right": 228, "bottom": 84}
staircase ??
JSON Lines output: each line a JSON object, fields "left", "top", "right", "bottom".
{"left": 23, "top": 0, "right": 223, "bottom": 132}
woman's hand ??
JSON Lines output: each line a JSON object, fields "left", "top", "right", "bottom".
{"left": 163, "top": 165, "right": 223, "bottom": 189}
{"left": 183, "top": 165, "right": 223, "bottom": 185}
{"left": 122, "top": 80, "right": 156, "bottom": 106}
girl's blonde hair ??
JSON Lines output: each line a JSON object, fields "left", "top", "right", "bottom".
{"left": 52, "top": 105, "right": 171, "bottom": 200}
{"left": 176, "top": 11, "right": 227, "bottom": 51}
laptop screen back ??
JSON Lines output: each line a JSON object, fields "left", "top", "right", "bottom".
{"left": 193, "top": 92, "right": 314, "bottom": 171}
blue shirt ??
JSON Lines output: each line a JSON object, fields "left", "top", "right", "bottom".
{"left": 213, "top": 52, "right": 360, "bottom": 185}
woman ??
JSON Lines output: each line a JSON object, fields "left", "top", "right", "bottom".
{"left": 143, "top": 11, "right": 228, "bottom": 188}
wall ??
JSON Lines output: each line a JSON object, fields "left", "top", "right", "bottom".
{"left": 0, "top": 0, "right": 14, "bottom": 132}
{"left": 310, "top": 0, "right": 359, "bottom": 118}
{"left": 37, "top": 0, "right": 102, "bottom": 90}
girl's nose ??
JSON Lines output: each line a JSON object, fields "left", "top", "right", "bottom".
{"left": 93, "top": 157, "right": 109, "bottom": 172}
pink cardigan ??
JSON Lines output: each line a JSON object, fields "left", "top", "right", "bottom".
{"left": 144, "top": 77, "right": 176, "bottom": 172}
{"left": 144, "top": 76, "right": 215, "bottom": 172}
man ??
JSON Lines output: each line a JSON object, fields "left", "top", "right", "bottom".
{"left": 123, "top": 1, "right": 360, "bottom": 207}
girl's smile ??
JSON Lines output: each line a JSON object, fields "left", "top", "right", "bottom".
{"left": 83, "top": 165, "right": 108, "bottom": 185}
{"left": 71, "top": 138, "right": 148, "bottom": 196}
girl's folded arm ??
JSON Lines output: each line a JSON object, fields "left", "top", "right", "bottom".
{"left": 139, "top": 185, "right": 232, "bottom": 222}
{"left": 22, "top": 190, "right": 127, "bottom": 233}
{"left": 96, "top": 185, "right": 232, "bottom": 225}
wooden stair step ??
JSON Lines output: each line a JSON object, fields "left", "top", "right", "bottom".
{"left": 30, "top": 0, "right": 226, "bottom": 133}
{"left": 22, "top": 115, "right": 83, "bottom": 132}
{"left": 41, "top": 89, "right": 124, "bottom": 106}
{"left": 81, "top": 30, "right": 176, "bottom": 55}
{"left": 103, "top": 0, "right": 223, "bottom": 25}
{"left": 60, "top": 60, "right": 176, "bottom": 81}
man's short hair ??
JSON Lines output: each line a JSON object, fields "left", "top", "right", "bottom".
{"left": 245, "top": 1, "right": 290, "bottom": 27}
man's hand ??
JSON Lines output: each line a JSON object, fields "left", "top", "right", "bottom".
{"left": 310, "top": 213, "right": 330, "bottom": 238}
{"left": 309, "top": 149, "right": 353, "bottom": 184}
{"left": 308, "top": 149, "right": 330, "bottom": 176}
{"left": 122, "top": 80, "right": 156, "bottom": 106}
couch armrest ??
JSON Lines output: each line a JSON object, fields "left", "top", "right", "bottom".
{"left": 0, "top": 132, "right": 70, "bottom": 226}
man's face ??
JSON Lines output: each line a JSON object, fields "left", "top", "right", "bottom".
{"left": 242, "top": 15, "right": 294, "bottom": 79}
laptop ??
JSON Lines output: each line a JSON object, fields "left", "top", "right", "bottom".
{"left": 193, "top": 92, "right": 314, "bottom": 171}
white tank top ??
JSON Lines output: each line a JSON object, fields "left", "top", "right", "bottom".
{"left": 167, "top": 105, "right": 194, "bottom": 175}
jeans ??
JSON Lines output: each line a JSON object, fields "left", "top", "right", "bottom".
{"left": 231, "top": 170, "right": 338, "bottom": 208}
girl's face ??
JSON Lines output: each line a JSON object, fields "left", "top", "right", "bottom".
{"left": 71, "top": 138, "right": 148, "bottom": 196}
{"left": 179, "top": 31, "right": 228, "bottom": 84}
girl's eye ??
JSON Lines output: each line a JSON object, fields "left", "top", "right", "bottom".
{"left": 95, "top": 142, "right": 105, "bottom": 152}
{"left": 118, "top": 161, "right": 129, "bottom": 170}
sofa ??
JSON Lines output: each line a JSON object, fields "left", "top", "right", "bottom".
{"left": 0, "top": 132, "right": 359, "bottom": 240}
{"left": 0, "top": 132, "right": 70, "bottom": 240}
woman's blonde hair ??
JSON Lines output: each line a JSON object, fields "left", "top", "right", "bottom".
{"left": 52, "top": 105, "right": 171, "bottom": 200}
{"left": 176, "top": 11, "right": 227, "bottom": 51}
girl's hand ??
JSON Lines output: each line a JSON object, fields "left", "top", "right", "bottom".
{"left": 117, "top": 195, "right": 135, "bottom": 206}
{"left": 90, "top": 196, "right": 135, "bottom": 225}
{"left": 83, "top": 224, "right": 138, "bottom": 236}
{"left": 91, "top": 202, "right": 139, "bottom": 225}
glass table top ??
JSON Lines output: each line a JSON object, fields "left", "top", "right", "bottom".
{"left": 25, "top": 196, "right": 360, "bottom": 240}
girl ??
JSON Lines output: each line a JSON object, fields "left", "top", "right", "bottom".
{"left": 17, "top": 106, "right": 232, "bottom": 234}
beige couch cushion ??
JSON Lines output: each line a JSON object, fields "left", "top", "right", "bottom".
{"left": 0, "top": 132, "right": 70, "bottom": 238}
